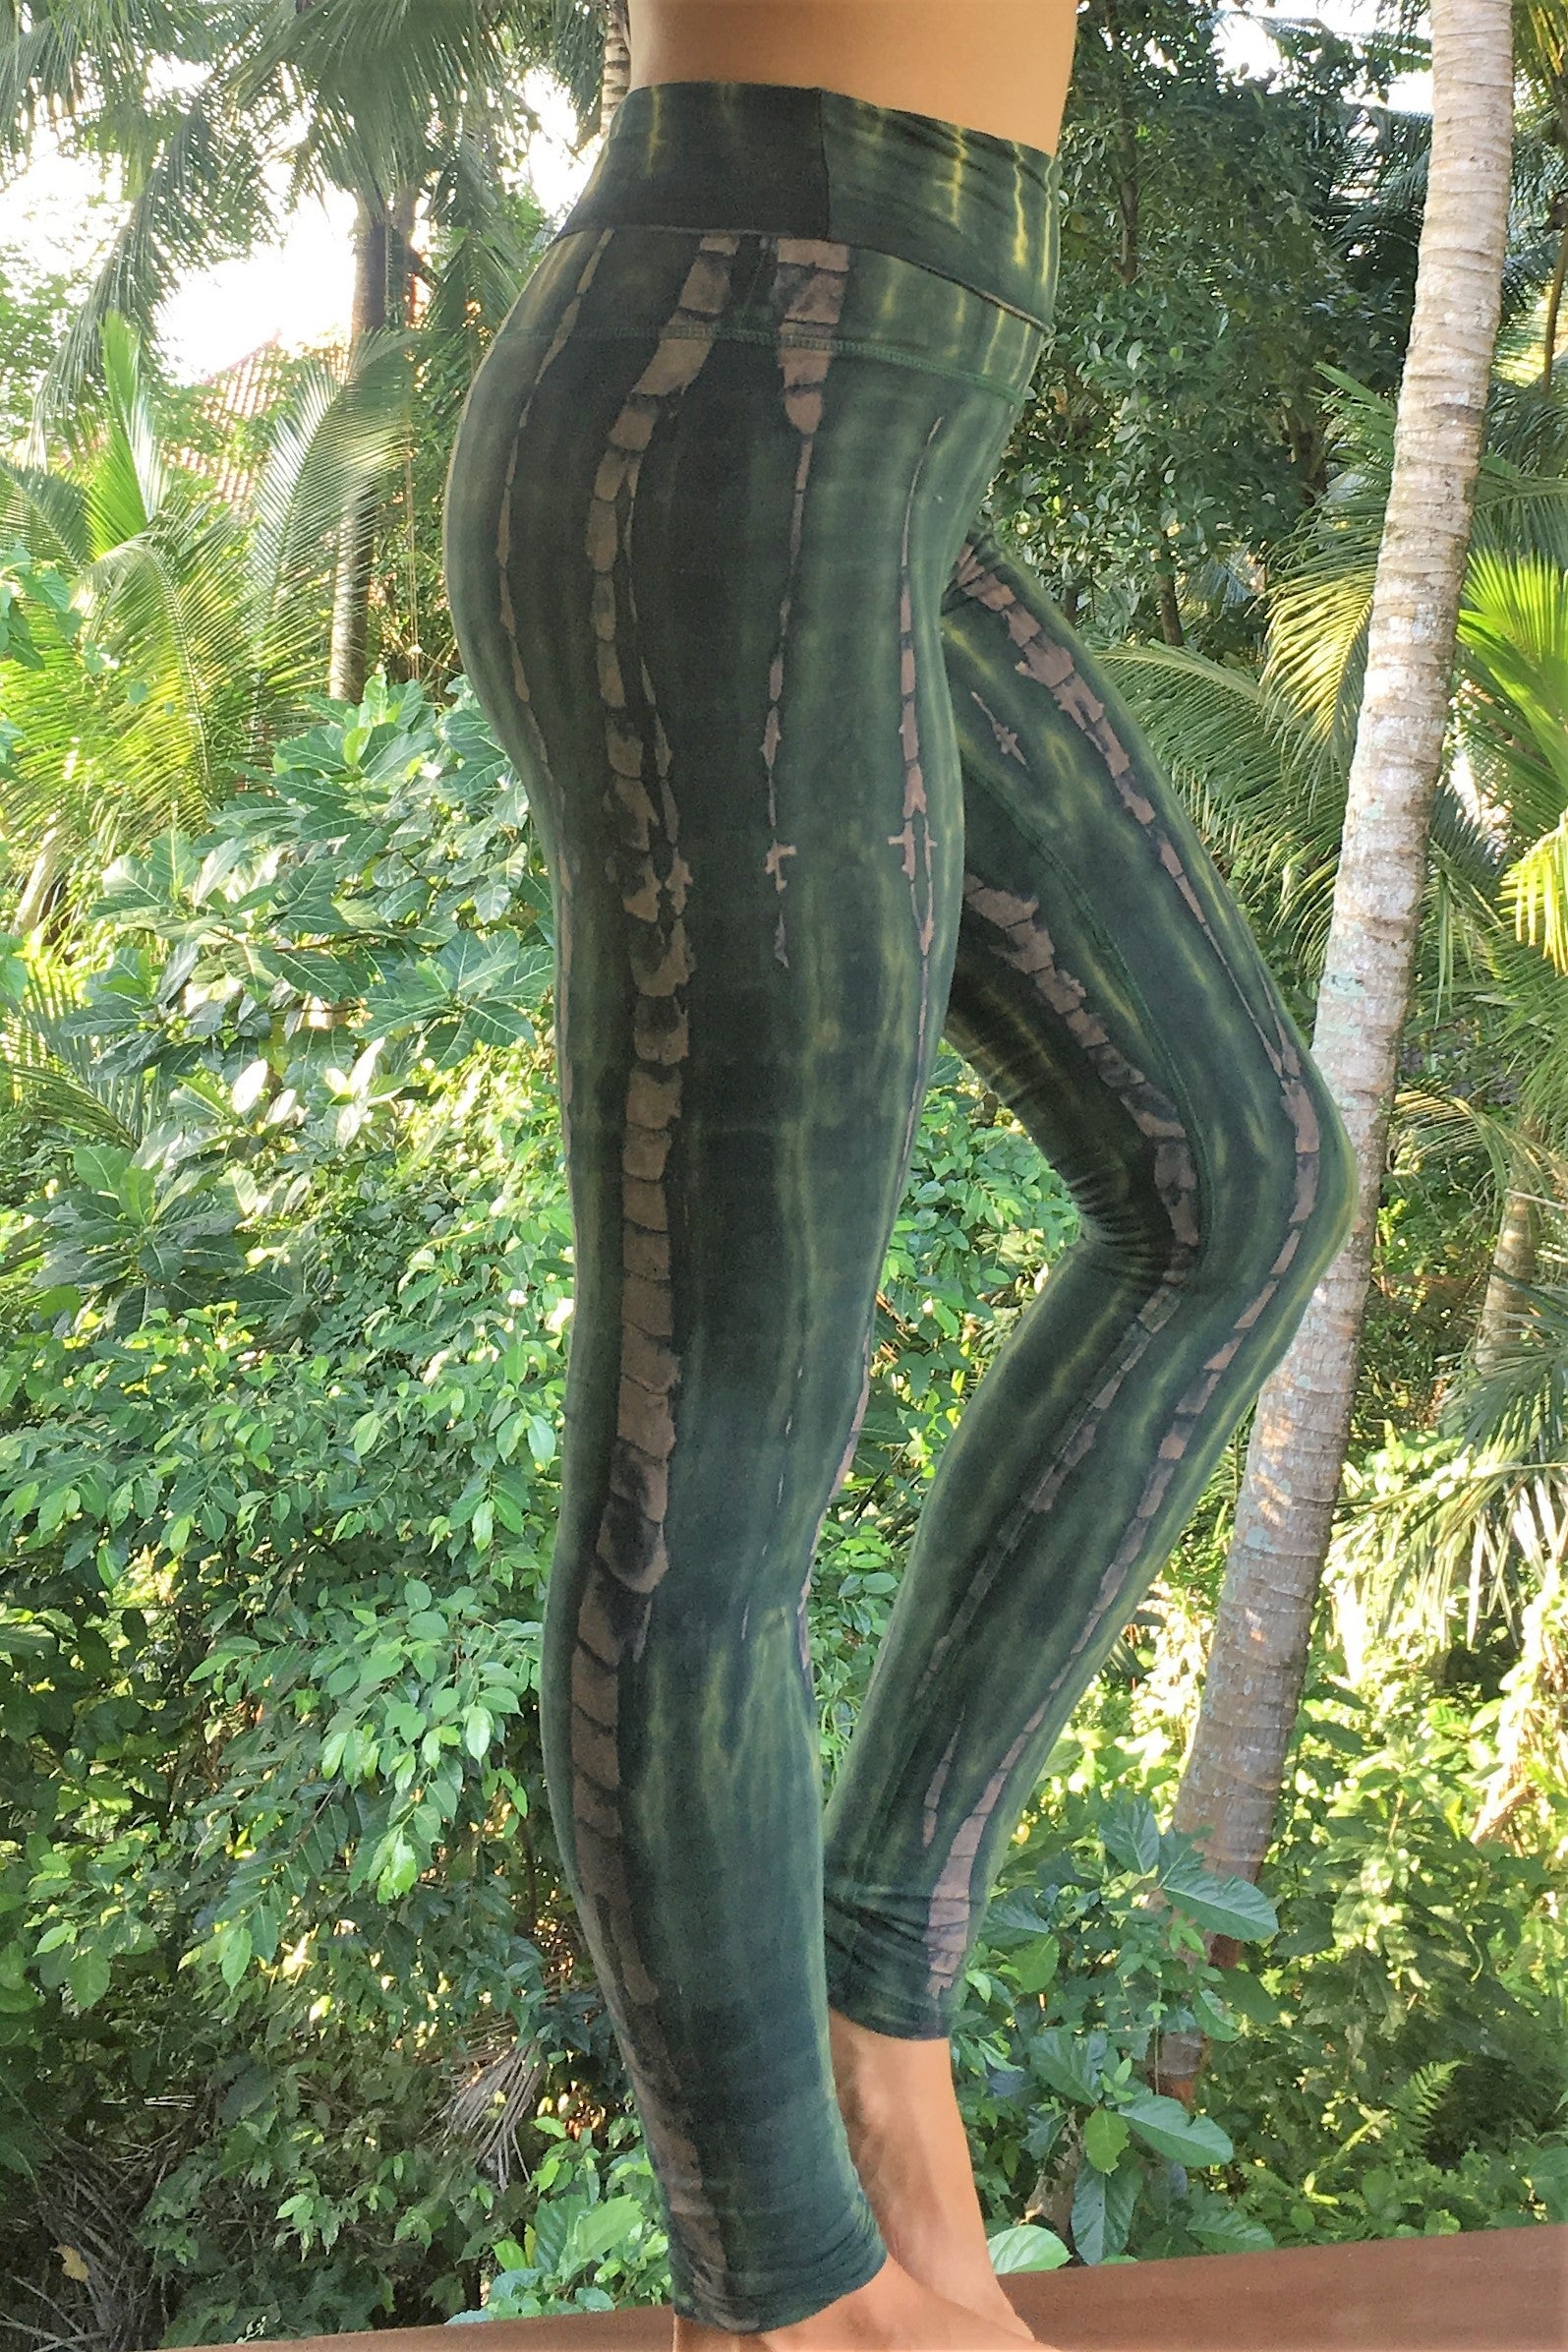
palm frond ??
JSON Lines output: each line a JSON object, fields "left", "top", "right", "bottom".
{"left": 246, "top": 325, "right": 415, "bottom": 721}
{"left": 0, "top": 457, "right": 89, "bottom": 565}
{"left": 1334, "top": 1432, "right": 1568, "bottom": 1652}
{"left": 0, "top": 960, "right": 150, "bottom": 1144}
{"left": 1263, "top": 371, "right": 1568, "bottom": 762}
{"left": 84, "top": 314, "right": 168, "bottom": 550}
{"left": 235, "top": 0, "right": 553, "bottom": 206}
{"left": 1098, "top": 640, "right": 1347, "bottom": 988}
{"left": 29, "top": 92, "right": 275, "bottom": 432}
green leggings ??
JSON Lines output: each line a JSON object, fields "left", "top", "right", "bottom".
{"left": 443, "top": 79, "right": 1357, "bottom": 2336}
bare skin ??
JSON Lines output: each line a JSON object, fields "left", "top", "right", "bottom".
{"left": 671, "top": 2252, "right": 1041, "bottom": 2352}
{"left": 669, "top": 2011, "right": 1054, "bottom": 2350}
{"left": 626, "top": 0, "right": 1079, "bottom": 157}
{"left": 826, "top": 2008, "right": 1040, "bottom": 2346}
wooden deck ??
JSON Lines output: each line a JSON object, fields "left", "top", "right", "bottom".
{"left": 184, "top": 2223, "right": 1567, "bottom": 2352}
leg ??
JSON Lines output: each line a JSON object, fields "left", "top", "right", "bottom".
{"left": 821, "top": 519, "right": 1358, "bottom": 2040}
{"left": 444, "top": 222, "right": 1041, "bottom": 2335}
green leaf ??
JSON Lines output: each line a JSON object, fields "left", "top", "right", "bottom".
{"left": 1120, "top": 2090, "right": 1233, "bottom": 2167}
{"left": 375, "top": 1833, "right": 419, "bottom": 1901}
{"left": 986, "top": 2223, "right": 1071, "bottom": 2274}
{"left": 1071, "top": 2155, "right": 1139, "bottom": 2264}
{"left": 1158, "top": 1853, "right": 1278, "bottom": 1942}
{"left": 217, "top": 1923, "right": 253, "bottom": 1990}
{"left": 1083, "top": 2106, "right": 1132, "bottom": 2173}
{"left": 1030, "top": 2026, "right": 1101, "bottom": 2106}
{"left": 1220, "top": 1970, "right": 1282, "bottom": 2028}
{"left": 567, "top": 2196, "right": 643, "bottom": 2269}
{"left": 1008, "top": 1934, "right": 1060, "bottom": 1998}
{"left": 532, "top": 2196, "right": 582, "bottom": 2277}
{"left": 1191, "top": 1983, "right": 1242, "bottom": 2040}
{"left": 68, "top": 1949, "right": 111, "bottom": 2011}
{"left": 1101, "top": 1797, "right": 1161, "bottom": 1876}
{"left": 1188, "top": 2205, "right": 1275, "bottom": 2253}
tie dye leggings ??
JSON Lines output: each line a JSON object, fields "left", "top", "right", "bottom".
{"left": 442, "top": 78, "right": 1357, "bottom": 2338}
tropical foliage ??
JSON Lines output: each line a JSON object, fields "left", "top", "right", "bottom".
{"left": 1, "top": 2, "right": 1565, "bottom": 2345}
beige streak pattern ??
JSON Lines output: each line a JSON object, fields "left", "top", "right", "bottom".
{"left": 951, "top": 549, "right": 1325, "bottom": 1581}
{"left": 574, "top": 231, "right": 745, "bottom": 2299}
{"left": 904, "top": 550, "right": 1330, "bottom": 1996}
{"left": 759, "top": 238, "right": 852, "bottom": 969}
{"left": 891, "top": 415, "right": 949, "bottom": 1178}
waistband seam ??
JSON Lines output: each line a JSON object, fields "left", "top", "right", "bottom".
{"left": 504, "top": 316, "right": 1036, "bottom": 400}
{"left": 542, "top": 218, "right": 1053, "bottom": 337}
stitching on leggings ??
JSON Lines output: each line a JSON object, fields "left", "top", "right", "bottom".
{"left": 504, "top": 320, "right": 1030, "bottom": 401}
{"left": 543, "top": 219, "right": 1053, "bottom": 336}
{"left": 1012, "top": 810, "right": 1223, "bottom": 1250}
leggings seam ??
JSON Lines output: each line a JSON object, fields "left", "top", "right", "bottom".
{"left": 504, "top": 319, "right": 1030, "bottom": 402}
{"left": 984, "top": 787, "right": 1224, "bottom": 1258}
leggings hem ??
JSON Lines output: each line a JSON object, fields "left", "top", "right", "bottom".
{"left": 672, "top": 2222, "right": 892, "bottom": 2336}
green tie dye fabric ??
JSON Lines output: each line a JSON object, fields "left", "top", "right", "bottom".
{"left": 442, "top": 78, "right": 1356, "bottom": 2337}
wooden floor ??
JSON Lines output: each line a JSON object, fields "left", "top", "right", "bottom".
{"left": 184, "top": 2224, "right": 1566, "bottom": 2352}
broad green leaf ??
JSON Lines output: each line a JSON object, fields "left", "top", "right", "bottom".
{"left": 532, "top": 2196, "right": 584, "bottom": 2277}
{"left": 1083, "top": 2105, "right": 1131, "bottom": 2172}
{"left": 1008, "top": 1934, "right": 1060, "bottom": 1997}
{"left": 1030, "top": 2027, "right": 1101, "bottom": 2106}
{"left": 986, "top": 2224, "right": 1071, "bottom": 2275}
{"left": 1158, "top": 1853, "right": 1278, "bottom": 1942}
{"left": 567, "top": 2196, "right": 643, "bottom": 2269}
{"left": 1101, "top": 1797, "right": 1161, "bottom": 1876}
{"left": 1071, "top": 2154, "right": 1138, "bottom": 2264}
{"left": 68, "top": 1948, "right": 111, "bottom": 2010}
{"left": 1120, "top": 2090, "right": 1233, "bottom": 2167}
{"left": 217, "top": 1923, "right": 253, "bottom": 1990}
{"left": 1216, "top": 1970, "right": 1280, "bottom": 2028}
{"left": 1188, "top": 2205, "right": 1275, "bottom": 2253}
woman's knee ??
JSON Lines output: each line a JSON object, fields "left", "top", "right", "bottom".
{"left": 1197, "top": 1049, "right": 1356, "bottom": 1329}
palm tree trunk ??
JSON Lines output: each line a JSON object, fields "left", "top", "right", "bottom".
{"left": 14, "top": 825, "right": 62, "bottom": 938}
{"left": 1475, "top": 1124, "right": 1544, "bottom": 1377}
{"left": 1167, "top": 0, "right": 1515, "bottom": 2060}
{"left": 602, "top": 0, "right": 632, "bottom": 136}
{"left": 327, "top": 189, "right": 405, "bottom": 703}
{"left": 1540, "top": 209, "right": 1567, "bottom": 390}
{"left": 1154, "top": 534, "right": 1185, "bottom": 647}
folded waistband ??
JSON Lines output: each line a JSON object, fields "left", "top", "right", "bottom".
{"left": 552, "top": 80, "right": 1060, "bottom": 333}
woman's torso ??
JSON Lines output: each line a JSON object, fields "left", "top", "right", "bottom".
{"left": 624, "top": 0, "right": 1077, "bottom": 157}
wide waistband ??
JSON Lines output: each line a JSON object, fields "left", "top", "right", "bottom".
{"left": 552, "top": 80, "right": 1060, "bottom": 333}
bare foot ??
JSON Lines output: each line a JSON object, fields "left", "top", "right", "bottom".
{"left": 670, "top": 2247, "right": 1056, "bottom": 2348}
{"left": 827, "top": 2007, "right": 1040, "bottom": 2347}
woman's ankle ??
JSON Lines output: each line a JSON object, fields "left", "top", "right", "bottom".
{"left": 672, "top": 2251, "right": 899, "bottom": 2351}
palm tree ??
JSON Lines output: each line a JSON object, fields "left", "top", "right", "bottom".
{"left": 0, "top": 313, "right": 408, "bottom": 936}
{"left": 3, "top": 2, "right": 608, "bottom": 692}
{"left": 1518, "top": 0, "right": 1568, "bottom": 385}
{"left": 1167, "top": 0, "right": 1517, "bottom": 2004}
{"left": 600, "top": 0, "right": 630, "bottom": 133}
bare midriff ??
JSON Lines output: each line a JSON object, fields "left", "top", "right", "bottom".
{"left": 625, "top": 1, "right": 1077, "bottom": 157}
